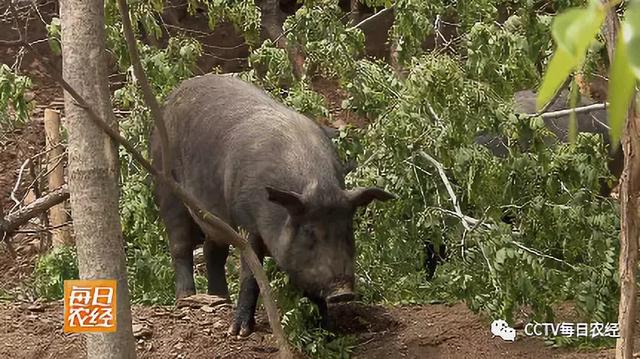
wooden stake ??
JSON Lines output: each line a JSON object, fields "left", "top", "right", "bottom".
{"left": 44, "top": 109, "right": 72, "bottom": 246}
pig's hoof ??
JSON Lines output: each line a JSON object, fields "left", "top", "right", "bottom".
{"left": 227, "top": 318, "right": 255, "bottom": 337}
{"left": 175, "top": 289, "right": 196, "bottom": 299}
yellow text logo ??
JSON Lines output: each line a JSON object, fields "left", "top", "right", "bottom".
{"left": 63, "top": 279, "right": 117, "bottom": 333}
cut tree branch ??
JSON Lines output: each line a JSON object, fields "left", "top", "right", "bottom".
{"left": 422, "top": 153, "right": 578, "bottom": 271}
{"left": 0, "top": 185, "right": 69, "bottom": 238}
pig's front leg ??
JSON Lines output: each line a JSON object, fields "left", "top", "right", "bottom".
{"left": 228, "top": 234, "right": 264, "bottom": 337}
{"left": 307, "top": 294, "right": 331, "bottom": 330}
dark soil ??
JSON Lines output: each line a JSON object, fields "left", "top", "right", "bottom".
{"left": 0, "top": 297, "right": 628, "bottom": 359}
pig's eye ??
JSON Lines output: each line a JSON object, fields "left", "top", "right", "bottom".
{"left": 303, "top": 227, "right": 316, "bottom": 238}
{"left": 300, "top": 226, "right": 317, "bottom": 245}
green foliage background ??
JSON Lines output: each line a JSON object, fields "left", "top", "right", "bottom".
{"left": 0, "top": 0, "right": 626, "bottom": 357}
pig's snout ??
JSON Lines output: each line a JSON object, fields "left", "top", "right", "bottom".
{"left": 326, "top": 291, "right": 356, "bottom": 303}
{"left": 325, "top": 284, "right": 356, "bottom": 303}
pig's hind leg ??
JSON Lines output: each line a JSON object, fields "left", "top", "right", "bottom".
{"left": 204, "top": 240, "right": 230, "bottom": 298}
{"left": 157, "top": 191, "right": 199, "bottom": 299}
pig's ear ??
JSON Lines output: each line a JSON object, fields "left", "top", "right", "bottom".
{"left": 347, "top": 187, "right": 396, "bottom": 208}
{"left": 321, "top": 124, "right": 339, "bottom": 139}
{"left": 266, "top": 186, "right": 306, "bottom": 216}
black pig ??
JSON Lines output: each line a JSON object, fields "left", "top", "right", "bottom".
{"left": 150, "top": 74, "right": 395, "bottom": 336}
{"left": 475, "top": 89, "right": 622, "bottom": 195}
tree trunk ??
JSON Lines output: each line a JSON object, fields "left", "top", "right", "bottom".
{"left": 617, "top": 103, "right": 640, "bottom": 359}
{"left": 60, "top": 0, "right": 136, "bottom": 358}
{"left": 598, "top": 3, "right": 640, "bottom": 358}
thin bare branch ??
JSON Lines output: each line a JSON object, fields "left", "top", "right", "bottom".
{"left": 523, "top": 102, "right": 608, "bottom": 119}
{"left": 433, "top": 205, "right": 578, "bottom": 270}
{"left": 116, "top": 0, "right": 172, "bottom": 175}
{"left": 0, "top": 205, "right": 16, "bottom": 259}
{"left": 349, "top": 5, "right": 394, "bottom": 30}
{"left": 0, "top": 39, "right": 22, "bottom": 46}
{"left": 419, "top": 151, "right": 469, "bottom": 230}
{"left": 14, "top": 221, "right": 72, "bottom": 234}
{"left": 28, "top": 158, "right": 52, "bottom": 249}
{"left": 10, "top": 158, "right": 30, "bottom": 208}
{"left": 510, "top": 241, "right": 577, "bottom": 270}
{"left": 432, "top": 207, "right": 492, "bottom": 230}
{"left": 422, "top": 151, "right": 579, "bottom": 272}
{"left": 10, "top": 152, "right": 66, "bottom": 215}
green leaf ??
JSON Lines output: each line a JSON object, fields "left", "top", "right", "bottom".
{"left": 551, "top": 8, "right": 587, "bottom": 56}
{"left": 623, "top": 0, "right": 640, "bottom": 79}
{"left": 496, "top": 248, "right": 507, "bottom": 264}
{"left": 551, "top": 4, "right": 605, "bottom": 59}
{"left": 46, "top": 17, "right": 61, "bottom": 56}
{"left": 537, "top": 3, "right": 605, "bottom": 110}
{"left": 536, "top": 48, "right": 576, "bottom": 109}
{"left": 608, "top": 34, "right": 636, "bottom": 147}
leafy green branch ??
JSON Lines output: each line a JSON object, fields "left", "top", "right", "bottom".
{"left": 537, "top": 0, "right": 639, "bottom": 145}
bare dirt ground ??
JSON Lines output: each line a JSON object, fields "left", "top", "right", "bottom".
{"left": 0, "top": 297, "right": 628, "bottom": 359}
{"left": 0, "top": 1, "right": 628, "bottom": 358}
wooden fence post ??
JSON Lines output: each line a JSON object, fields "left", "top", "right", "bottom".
{"left": 44, "top": 109, "right": 72, "bottom": 246}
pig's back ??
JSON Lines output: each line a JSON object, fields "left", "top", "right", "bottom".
{"left": 159, "top": 74, "right": 343, "bottom": 224}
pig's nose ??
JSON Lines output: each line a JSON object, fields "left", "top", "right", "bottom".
{"left": 326, "top": 285, "right": 357, "bottom": 303}
{"left": 326, "top": 291, "right": 356, "bottom": 303}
